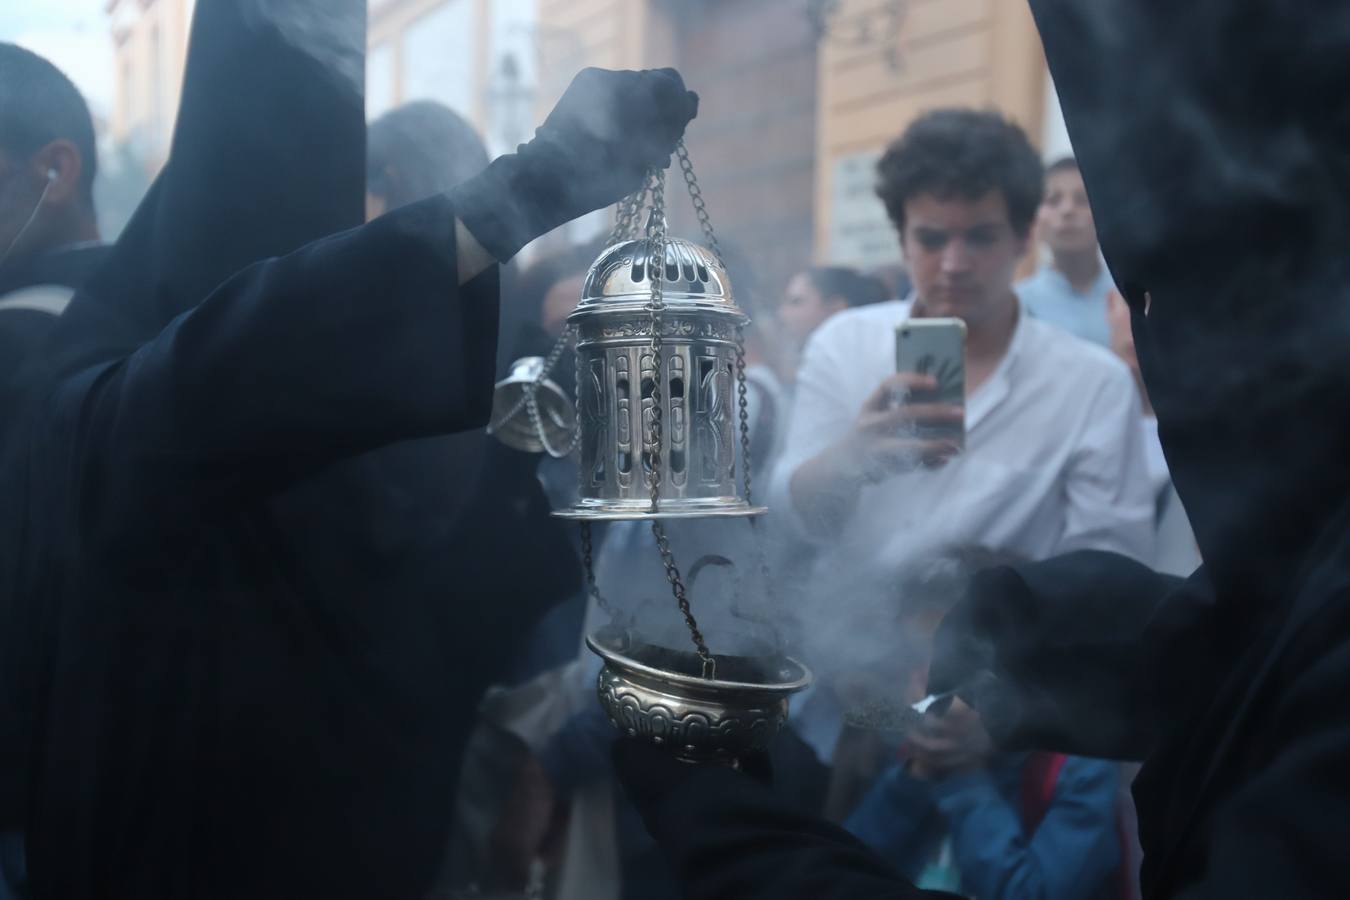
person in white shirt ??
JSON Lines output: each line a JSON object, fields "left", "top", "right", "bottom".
{"left": 772, "top": 112, "right": 1154, "bottom": 759}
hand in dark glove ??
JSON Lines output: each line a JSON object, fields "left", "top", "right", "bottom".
{"left": 613, "top": 739, "right": 952, "bottom": 900}
{"left": 927, "top": 553, "right": 1185, "bottom": 759}
{"left": 450, "top": 67, "right": 699, "bottom": 262}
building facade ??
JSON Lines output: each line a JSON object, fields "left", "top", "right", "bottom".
{"left": 106, "top": 0, "right": 1063, "bottom": 282}
{"left": 107, "top": 0, "right": 194, "bottom": 170}
{"left": 813, "top": 0, "right": 1047, "bottom": 270}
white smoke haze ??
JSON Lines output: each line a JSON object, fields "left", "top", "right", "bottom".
{"left": 35, "top": 0, "right": 1343, "bottom": 756}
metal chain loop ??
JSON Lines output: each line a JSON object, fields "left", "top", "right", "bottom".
{"left": 488, "top": 325, "right": 581, "bottom": 458}
{"left": 579, "top": 521, "right": 621, "bottom": 622}
{"left": 734, "top": 325, "right": 753, "bottom": 505}
{"left": 642, "top": 169, "right": 714, "bottom": 676}
{"left": 676, "top": 140, "right": 723, "bottom": 265}
{"left": 608, "top": 172, "right": 656, "bottom": 245}
{"left": 679, "top": 142, "right": 751, "bottom": 510}
{"left": 680, "top": 143, "right": 782, "bottom": 654}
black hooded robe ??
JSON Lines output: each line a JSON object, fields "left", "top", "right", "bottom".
{"left": 612, "top": 3, "right": 1350, "bottom": 898}
{"left": 2, "top": 1, "right": 574, "bottom": 896}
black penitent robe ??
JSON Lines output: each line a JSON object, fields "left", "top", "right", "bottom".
{"left": 0, "top": 244, "right": 110, "bottom": 449}
{"left": 10, "top": 198, "right": 506, "bottom": 900}
{"left": 1, "top": 1, "right": 576, "bottom": 896}
{"left": 616, "top": 3, "right": 1350, "bottom": 899}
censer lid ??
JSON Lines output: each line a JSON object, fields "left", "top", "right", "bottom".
{"left": 570, "top": 237, "right": 745, "bottom": 320}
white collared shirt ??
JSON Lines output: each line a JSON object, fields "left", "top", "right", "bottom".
{"left": 771, "top": 299, "right": 1155, "bottom": 578}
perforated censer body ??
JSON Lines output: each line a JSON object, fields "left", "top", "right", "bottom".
{"left": 554, "top": 236, "right": 765, "bottom": 520}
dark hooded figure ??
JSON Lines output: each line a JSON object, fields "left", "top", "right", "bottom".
{"left": 612, "top": 2, "right": 1350, "bottom": 899}
{"left": 0, "top": 1, "right": 697, "bottom": 898}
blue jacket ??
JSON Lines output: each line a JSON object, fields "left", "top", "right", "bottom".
{"left": 846, "top": 754, "right": 1121, "bottom": 900}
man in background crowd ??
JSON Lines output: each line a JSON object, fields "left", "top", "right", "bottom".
{"left": 778, "top": 265, "right": 887, "bottom": 363}
{"left": 0, "top": 44, "right": 109, "bottom": 900}
{"left": 0, "top": 44, "right": 106, "bottom": 447}
{"left": 1016, "top": 157, "right": 1114, "bottom": 346}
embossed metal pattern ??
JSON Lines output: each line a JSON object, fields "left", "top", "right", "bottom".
{"left": 575, "top": 238, "right": 739, "bottom": 313}
{"left": 558, "top": 235, "right": 759, "bottom": 520}
{"left": 597, "top": 666, "right": 786, "bottom": 762}
{"left": 587, "top": 630, "right": 811, "bottom": 763}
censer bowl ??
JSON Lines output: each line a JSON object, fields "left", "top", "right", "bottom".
{"left": 587, "top": 627, "right": 812, "bottom": 763}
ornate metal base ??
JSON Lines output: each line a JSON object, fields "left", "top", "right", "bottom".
{"left": 586, "top": 627, "right": 811, "bottom": 763}
{"left": 554, "top": 501, "right": 767, "bottom": 521}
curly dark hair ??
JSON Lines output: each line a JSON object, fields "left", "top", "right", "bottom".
{"left": 875, "top": 108, "right": 1044, "bottom": 238}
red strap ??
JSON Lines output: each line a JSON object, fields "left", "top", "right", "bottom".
{"left": 1019, "top": 751, "right": 1068, "bottom": 832}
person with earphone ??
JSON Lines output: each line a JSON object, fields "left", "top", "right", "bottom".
{"left": 0, "top": 44, "right": 109, "bottom": 900}
{"left": 0, "top": 44, "right": 107, "bottom": 458}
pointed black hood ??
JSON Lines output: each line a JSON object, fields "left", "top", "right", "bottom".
{"left": 45, "top": 0, "right": 367, "bottom": 379}
{"left": 1030, "top": 0, "right": 1350, "bottom": 616}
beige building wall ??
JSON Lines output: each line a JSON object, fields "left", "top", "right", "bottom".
{"left": 108, "top": 0, "right": 193, "bottom": 171}
{"left": 814, "top": 0, "right": 1047, "bottom": 266}
{"left": 534, "top": 0, "right": 676, "bottom": 109}
{"left": 368, "top": 0, "right": 492, "bottom": 127}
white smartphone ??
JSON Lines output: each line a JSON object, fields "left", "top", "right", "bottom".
{"left": 895, "top": 317, "right": 967, "bottom": 448}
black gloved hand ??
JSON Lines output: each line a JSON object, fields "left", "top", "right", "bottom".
{"left": 450, "top": 67, "right": 699, "bottom": 262}
{"left": 928, "top": 554, "right": 1179, "bottom": 759}
{"left": 612, "top": 738, "right": 772, "bottom": 814}
{"left": 926, "top": 569, "right": 1003, "bottom": 704}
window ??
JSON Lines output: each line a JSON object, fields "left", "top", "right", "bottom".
{"left": 367, "top": 41, "right": 395, "bottom": 119}
{"left": 401, "top": 0, "right": 476, "bottom": 119}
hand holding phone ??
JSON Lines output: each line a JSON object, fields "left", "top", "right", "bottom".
{"left": 896, "top": 317, "right": 966, "bottom": 448}
{"left": 846, "top": 372, "right": 963, "bottom": 481}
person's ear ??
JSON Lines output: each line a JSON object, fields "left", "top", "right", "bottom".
{"left": 32, "top": 139, "right": 83, "bottom": 207}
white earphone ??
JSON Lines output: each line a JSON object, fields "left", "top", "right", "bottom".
{"left": 0, "top": 168, "right": 61, "bottom": 270}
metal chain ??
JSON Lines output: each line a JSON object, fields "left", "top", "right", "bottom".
{"left": 645, "top": 170, "right": 667, "bottom": 517}
{"left": 734, "top": 325, "right": 753, "bottom": 505}
{"left": 607, "top": 192, "right": 638, "bottom": 246}
{"left": 679, "top": 142, "right": 750, "bottom": 507}
{"left": 643, "top": 169, "right": 714, "bottom": 676}
{"left": 523, "top": 378, "right": 581, "bottom": 459}
{"left": 679, "top": 143, "right": 783, "bottom": 654}
{"left": 676, "top": 140, "right": 723, "bottom": 265}
{"left": 608, "top": 173, "right": 653, "bottom": 245}
{"left": 489, "top": 326, "right": 572, "bottom": 430}
{"left": 735, "top": 321, "right": 777, "bottom": 643}
{"left": 579, "top": 520, "right": 621, "bottom": 622}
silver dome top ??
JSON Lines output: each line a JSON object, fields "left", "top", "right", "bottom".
{"left": 572, "top": 237, "right": 740, "bottom": 316}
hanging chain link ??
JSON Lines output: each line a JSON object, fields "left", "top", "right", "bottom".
{"left": 677, "top": 141, "right": 753, "bottom": 509}
{"left": 676, "top": 140, "right": 723, "bottom": 265}
{"left": 579, "top": 520, "right": 622, "bottom": 623}
{"left": 488, "top": 325, "right": 581, "bottom": 458}
{"left": 733, "top": 325, "right": 754, "bottom": 506}
{"left": 642, "top": 169, "right": 714, "bottom": 676}
{"left": 608, "top": 172, "right": 655, "bottom": 246}
{"left": 679, "top": 142, "right": 780, "bottom": 649}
